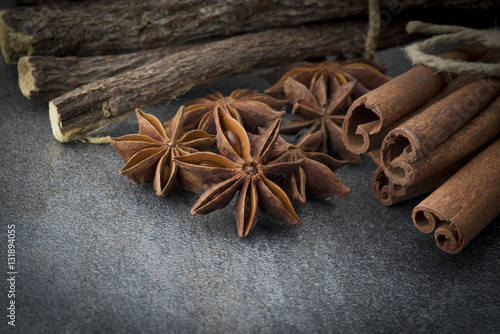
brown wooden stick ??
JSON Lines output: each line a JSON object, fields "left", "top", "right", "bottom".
{"left": 15, "top": 0, "right": 84, "bottom": 4}
{"left": 0, "top": 0, "right": 421, "bottom": 65}
{"left": 341, "top": 45, "right": 488, "bottom": 155}
{"left": 48, "top": 19, "right": 420, "bottom": 143}
{"left": 412, "top": 137, "right": 500, "bottom": 254}
{"left": 18, "top": 40, "right": 211, "bottom": 100}
{"left": 2, "top": 0, "right": 497, "bottom": 64}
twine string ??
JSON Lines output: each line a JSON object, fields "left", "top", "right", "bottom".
{"left": 364, "top": 0, "right": 380, "bottom": 62}
{"left": 404, "top": 21, "right": 500, "bottom": 75}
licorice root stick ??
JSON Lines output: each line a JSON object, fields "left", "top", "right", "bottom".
{"left": 48, "top": 19, "right": 415, "bottom": 142}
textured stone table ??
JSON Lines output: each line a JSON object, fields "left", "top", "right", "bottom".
{"left": 1, "top": 9, "right": 499, "bottom": 334}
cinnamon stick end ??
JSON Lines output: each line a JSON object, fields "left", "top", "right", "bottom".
{"left": 412, "top": 207, "right": 442, "bottom": 234}
{"left": 18, "top": 56, "right": 38, "bottom": 99}
{"left": 380, "top": 130, "right": 415, "bottom": 186}
{"left": 0, "top": 10, "right": 35, "bottom": 65}
{"left": 372, "top": 166, "right": 394, "bottom": 206}
{"left": 434, "top": 222, "right": 463, "bottom": 254}
{"left": 342, "top": 96, "right": 382, "bottom": 155}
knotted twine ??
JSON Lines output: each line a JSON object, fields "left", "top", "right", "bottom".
{"left": 404, "top": 21, "right": 500, "bottom": 75}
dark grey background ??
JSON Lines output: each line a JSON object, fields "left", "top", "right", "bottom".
{"left": 1, "top": 3, "right": 499, "bottom": 334}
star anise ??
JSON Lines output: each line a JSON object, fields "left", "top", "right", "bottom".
{"left": 263, "top": 59, "right": 391, "bottom": 99}
{"left": 281, "top": 74, "right": 362, "bottom": 164}
{"left": 109, "top": 107, "right": 215, "bottom": 196}
{"left": 174, "top": 107, "right": 302, "bottom": 237}
{"left": 269, "top": 131, "right": 350, "bottom": 205}
{"left": 169, "top": 89, "right": 286, "bottom": 134}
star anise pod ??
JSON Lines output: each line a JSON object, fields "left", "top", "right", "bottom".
{"left": 269, "top": 131, "right": 350, "bottom": 205}
{"left": 174, "top": 107, "right": 302, "bottom": 237}
{"left": 281, "top": 75, "right": 362, "bottom": 164}
{"left": 169, "top": 89, "right": 286, "bottom": 134}
{"left": 263, "top": 59, "right": 391, "bottom": 99}
{"left": 109, "top": 107, "right": 215, "bottom": 196}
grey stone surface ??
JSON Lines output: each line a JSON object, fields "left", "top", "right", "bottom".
{"left": 1, "top": 19, "right": 499, "bottom": 334}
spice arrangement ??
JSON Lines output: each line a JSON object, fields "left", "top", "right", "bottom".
{"left": 1, "top": 1, "right": 499, "bottom": 250}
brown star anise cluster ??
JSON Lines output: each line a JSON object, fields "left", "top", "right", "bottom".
{"left": 110, "top": 57, "right": 390, "bottom": 237}
{"left": 262, "top": 58, "right": 391, "bottom": 99}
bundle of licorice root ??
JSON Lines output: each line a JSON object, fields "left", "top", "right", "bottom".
{"left": 342, "top": 41, "right": 500, "bottom": 254}
{"left": 1, "top": 0, "right": 499, "bottom": 142}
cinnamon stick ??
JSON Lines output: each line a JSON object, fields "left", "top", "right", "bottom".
{"left": 18, "top": 41, "right": 210, "bottom": 100}
{"left": 48, "top": 19, "right": 418, "bottom": 142}
{"left": 412, "top": 137, "right": 500, "bottom": 253}
{"left": 341, "top": 45, "right": 487, "bottom": 155}
{"left": 371, "top": 164, "right": 461, "bottom": 206}
{"left": 381, "top": 94, "right": 500, "bottom": 187}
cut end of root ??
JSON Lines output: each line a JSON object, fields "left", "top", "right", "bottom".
{"left": 435, "top": 222, "right": 463, "bottom": 254}
{"left": 412, "top": 208, "right": 441, "bottom": 234}
{"left": 342, "top": 101, "right": 381, "bottom": 155}
{"left": 0, "top": 11, "right": 36, "bottom": 64}
{"left": 49, "top": 99, "right": 130, "bottom": 143}
{"left": 49, "top": 101, "right": 73, "bottom": 142}
{"left": 18, "top": 56, "right": 37, "bottom": 98}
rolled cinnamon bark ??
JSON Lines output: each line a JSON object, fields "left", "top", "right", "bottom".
{"left": 365, "top": 73, "right": 478, "bottom": 166}
{"left": 372, "top": 162, "right": 462, "bottom": 206}
{"left": 382, "top": 95, "right": 500, "bottom": 187}
{"left": 341, "top": 45, "right": 487, "bottom": 155}
{"left": 380, "top": 76, "right": 500, "bottom": 186}
{"left": 412, "top": 137, "right": 500, "bottom": 253}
